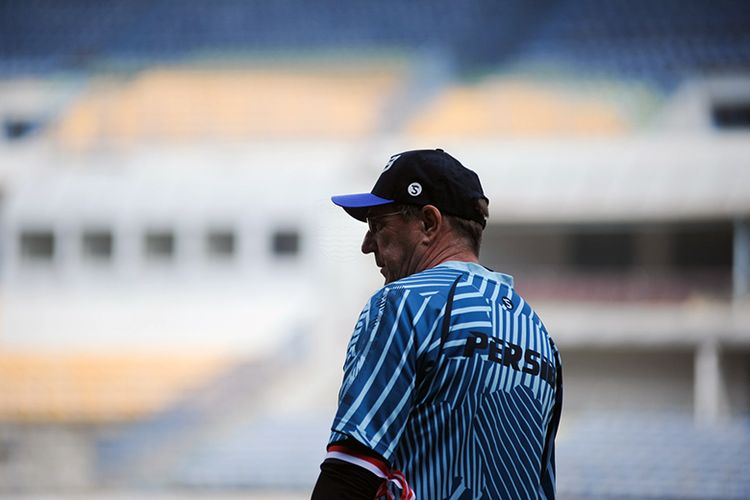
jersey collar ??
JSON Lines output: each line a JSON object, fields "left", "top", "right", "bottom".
{"left": 436, "top": 260, "right": 514, "bottom": 288}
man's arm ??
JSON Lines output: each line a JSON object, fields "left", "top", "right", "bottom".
{"left": 311, "top": 439, "right": 385, "bottom": 499}
{"left": 539, "top": 347, "right": 563, "bottom": 499}
{"left": 318, "top": 286, "right": 418, "bottom": 498}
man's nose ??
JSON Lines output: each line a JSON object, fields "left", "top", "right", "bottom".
{"left": 361, "top": 230, "right": 376, "bottom": 254}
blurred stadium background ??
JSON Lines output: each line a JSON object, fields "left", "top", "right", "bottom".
{"left": 1, "top": 1, "right": 749, "bottom": 499}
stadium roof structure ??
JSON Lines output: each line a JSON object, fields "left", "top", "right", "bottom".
{"left": 2, "top": 135, "right": 748, "bottom": 226}
{"left": 456, "top": 136, "right": 750, "bottom": 224}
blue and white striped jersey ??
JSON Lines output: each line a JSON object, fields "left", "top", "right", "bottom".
{"left": 329, "top": 261, "right": 562, "bottom": 499}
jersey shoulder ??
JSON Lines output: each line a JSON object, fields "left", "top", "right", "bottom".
{"left": 503, "top": 284, "right": 558, "bottom": 358}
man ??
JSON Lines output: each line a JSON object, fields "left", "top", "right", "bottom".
{"left": 313, "top": 149, "right": 562, "bottom": 499}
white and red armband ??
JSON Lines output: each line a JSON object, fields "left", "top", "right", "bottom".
{"left": 326, "top": 443, "right": 415, "bottom": 500}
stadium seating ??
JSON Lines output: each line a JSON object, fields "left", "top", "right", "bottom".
{"left": 175, "top": 413, "right": 331, "bottom": 490}
{"left": 556, "top": 413, "right": 750, "bottom": 499}
{"left": 0, "top": 353, "right": 227, "bottom": 422}
{"left": 405, "top": 78, "right": 632, "bottom": 137}
{"left": 177, "top": 412, "right": 750, "bottom": 496}
{"left": 2, "top": 0, "right": 749, "bottom": 84}
{"left": 96, "top": 357, "right": 291, "bottom": 485}
{"left": 106, "top": 403, "right": 750, "bottom": 497}
{"left": 2, "top": 1, "right": 750, "bottom": 497}
{"left": 54, "top": 66, "right": 402, "bottom": 147}
{"left": 517, "top": 0, "right": 750, "bottom": 86}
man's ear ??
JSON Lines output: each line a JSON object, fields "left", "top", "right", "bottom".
{"left": 421, "top": 205, "right": 443, "bottom": 239}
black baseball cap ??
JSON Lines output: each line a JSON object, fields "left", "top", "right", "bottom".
{"left": 332, "top": 149, "right": 488, "bottom": 227}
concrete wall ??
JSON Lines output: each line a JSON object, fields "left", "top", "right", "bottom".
{"left": 0, "top": 424, "right": 96, "bottom": 492}
{"left": 561, "top": 347, "right": 694, "bottom": 414}
{"left": 724, "top": 348, "right": 750, "bottom": 416}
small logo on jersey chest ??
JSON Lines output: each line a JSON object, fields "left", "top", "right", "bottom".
{"left": 501, "top": 297, "right": 513, "bottom": 310}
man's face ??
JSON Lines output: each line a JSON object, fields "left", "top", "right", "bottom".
{"left": 361, "top": 205, "right": 424, "bottom": 284}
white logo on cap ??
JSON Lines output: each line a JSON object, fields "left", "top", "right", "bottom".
{"left": 408, "top": 182, "right": 422, "bottom": 196}
{"left": 383, "top": 154, "right": 401, "bottom": 171}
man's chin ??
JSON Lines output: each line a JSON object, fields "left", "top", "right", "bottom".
{"left": 380, "top": 270, "right": 390, "bottom": 284}
{"left": 380, "top": 268, "right": 394, "bottom": 284}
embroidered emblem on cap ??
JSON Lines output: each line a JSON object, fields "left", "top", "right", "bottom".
{"left": 408, "top": 182, "right": 422, "bottom": 196}
{"left": 383, "top": 154, "right": 401, "bottom": 172}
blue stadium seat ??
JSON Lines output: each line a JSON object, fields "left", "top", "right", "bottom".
{"left": 2, "top": 0, "right": 748, "bottom": 83}
{"left": 556, "top": 413, "right": 750, "bottom": 499}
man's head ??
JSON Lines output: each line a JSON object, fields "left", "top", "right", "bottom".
{"left": 332, "top": 149, "right": 489, "bottom": 283}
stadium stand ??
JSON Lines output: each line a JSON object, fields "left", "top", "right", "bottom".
{"left": 556, "top": 413, "right": 750, "bottom": 499}
{"left": 0, "top": 0, "right": 539, "bottom": 73}
{"left": 95, "top": 353, "right": 315, "bottom": 487}
{"left": 2, "top": 0, "right": 749, "bottom": 84}
{"left": 176, "top": 413, "right": 331, "bottom": 490}
{"left": 1, "top": 1, "right": 750, "bottom": 498}
{"left": 54, "top": 65, "right": 403, "bottom": 147}
{"left": 405, "top": 78, "right": 637, "bottom": 137}
{"left": 95, "top": 358, "right": 268, "bottom": 481}
{"left": 0, "top": 353, "right": 227, "bottom": 422}
{"left": 516, "top": 0, "right": 750, "bottom": 87}
{"left": 102, "top": 405, "right": 750, "bottom": 497}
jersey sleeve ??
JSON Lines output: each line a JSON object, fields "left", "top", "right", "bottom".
{"left": 539, "top": 344, "right": 563, "bottom": 500}
{"left": 328, "top": 285, "right": 419, "bottom": 463}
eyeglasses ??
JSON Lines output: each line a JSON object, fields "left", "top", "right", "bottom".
{"left": 366, "top": 210, "right": 404, "bottom": 234}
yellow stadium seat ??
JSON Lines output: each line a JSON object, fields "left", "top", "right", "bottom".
{"left": 0, "top": 353, "right": 229, "bottom": 423}
{"left": 406, "top": 78, "right": 632, "bottom": 138}
{"left": 54, "top": 63, "right": 404, "bottom": 149}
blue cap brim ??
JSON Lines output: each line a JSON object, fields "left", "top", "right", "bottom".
{"left": 331, "top": 192, "right": 394, "bottom": 222}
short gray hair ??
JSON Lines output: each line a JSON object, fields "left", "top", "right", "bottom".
{"left": 399, "top": 199, "right": 488, "bottom": 255}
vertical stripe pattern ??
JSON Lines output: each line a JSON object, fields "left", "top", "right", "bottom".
{"left": 329, "top": 263, "right": 562, "bottom": 499}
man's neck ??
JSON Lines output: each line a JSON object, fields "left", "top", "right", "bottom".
{"left": 418, "top": 241, "right": 478, "bottom": 272}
